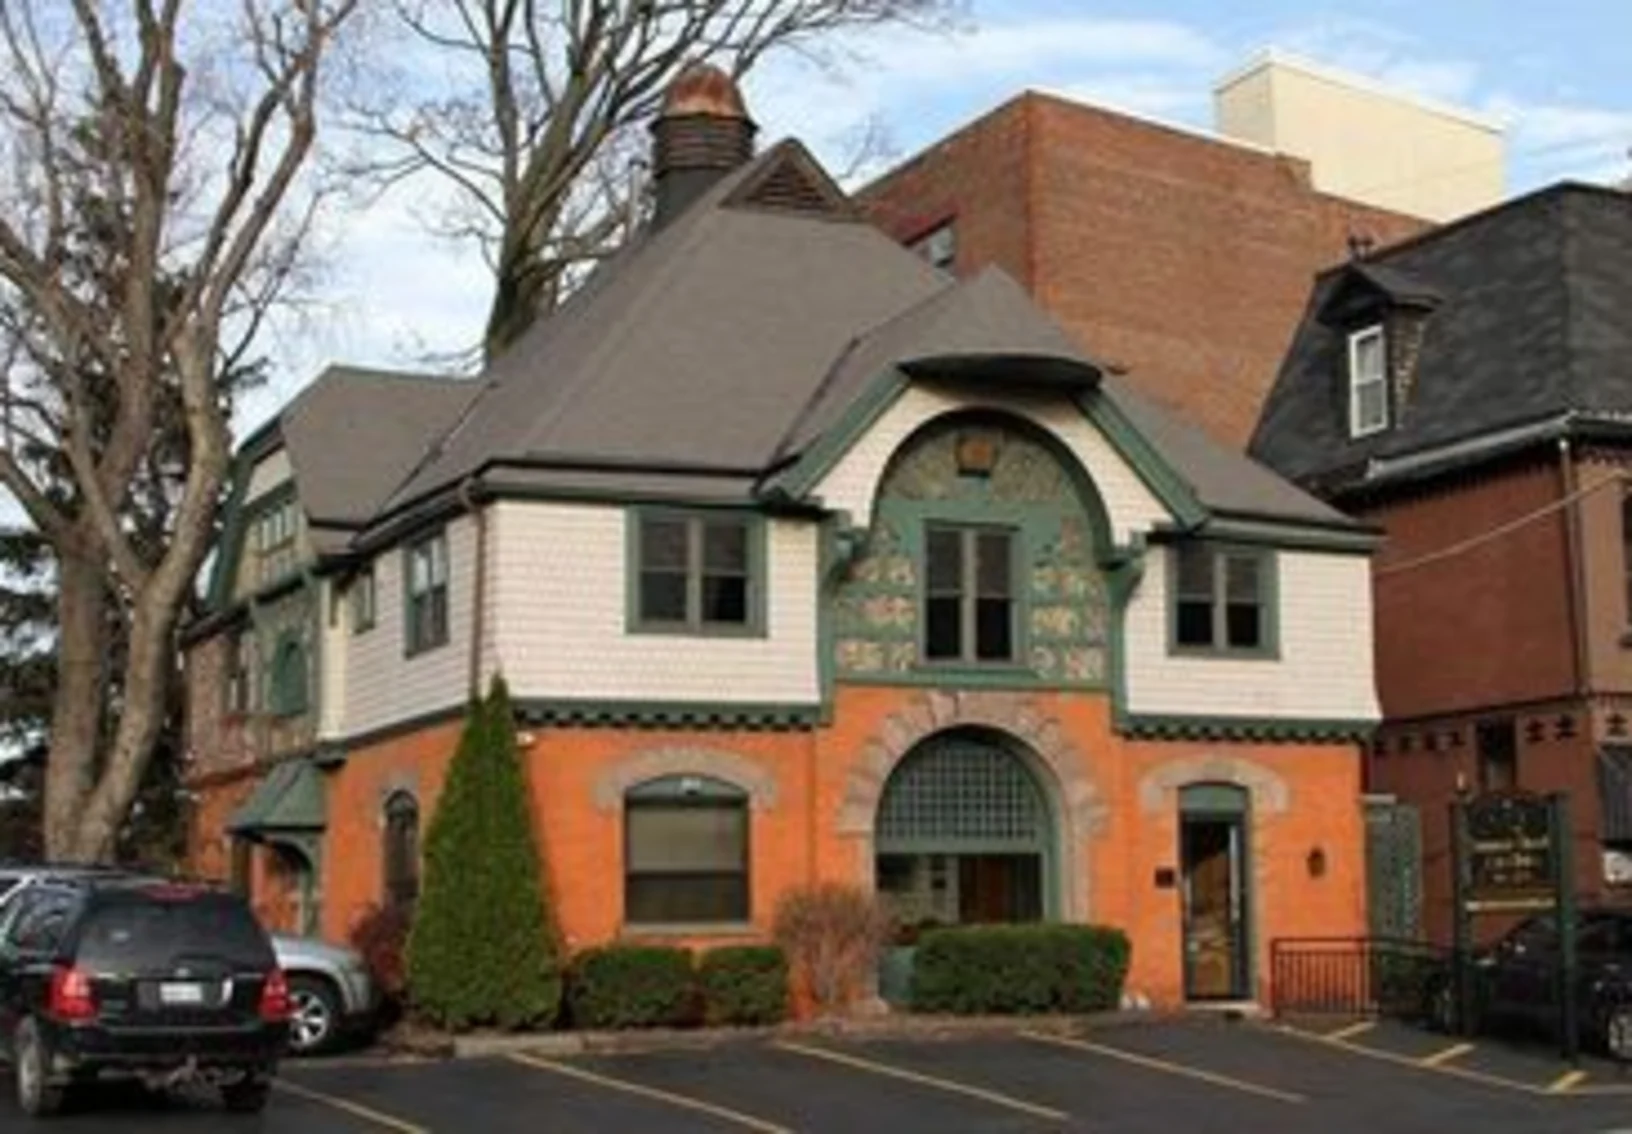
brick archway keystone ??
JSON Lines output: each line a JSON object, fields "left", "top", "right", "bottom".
{"left": 836, "top": 690, "right": 1108, "bottom": 921}
{"left": 594, "top": 746, "right": 779, "bottom": 812}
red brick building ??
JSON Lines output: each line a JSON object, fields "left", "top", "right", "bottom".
{"left": 1251, "top": 184, "right": 1632, "bottom": 945}
{"left": 858, "top": 93, "right": 1426, "bottom": 448}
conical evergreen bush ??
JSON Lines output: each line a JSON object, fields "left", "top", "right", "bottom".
{"left": 406, "top": 675, "right": 562, "bottom": 1029}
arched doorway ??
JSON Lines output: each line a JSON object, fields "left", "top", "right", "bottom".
{"left": 874, "top": 729, "right": 1056, "bottom": 927}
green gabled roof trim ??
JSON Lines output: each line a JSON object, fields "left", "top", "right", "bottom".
{"left": 1078, "top": 389, "right": 1208, "bottom": 530}
{"left": 762, "top": 368, "right": 910, "bottom": 502}
{"left": 516, "top": 699, "right": 820, "bottom": 731}
{"left": 1119, "top": 713, "right": 1377, "bottom": 743}
{"left": 227, "top": 756, "right": 326, "bottom": 834}
{"left": 206, "top": 449, "right": 257, "bottom": 612}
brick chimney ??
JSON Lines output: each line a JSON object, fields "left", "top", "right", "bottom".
{"left": 650, "top": 62, "right": 756, "bottom": 228}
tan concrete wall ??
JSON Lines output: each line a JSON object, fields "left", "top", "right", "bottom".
{"left": 1215, "top": 51, "right": 1505, "bottom": 223}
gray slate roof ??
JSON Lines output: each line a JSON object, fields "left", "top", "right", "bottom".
{"left": 262, "top": 138, "right": 1356, "bottom": 546}
{"left": 275, "top": 366, "right": 476, "bottom": 548}
{"left": 1251, "top": 183, "right": 1632, "bottom": 490}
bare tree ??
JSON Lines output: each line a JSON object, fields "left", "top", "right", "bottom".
{"left": 354, "top": 0, "right": 954, "bottom": 361}
{"left": 0, "top": 0, "right": 358, "bottom": 862}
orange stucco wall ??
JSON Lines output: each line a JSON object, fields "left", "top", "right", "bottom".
{"left": 189, "top": 686, "right": 1365, "bottom": 1007}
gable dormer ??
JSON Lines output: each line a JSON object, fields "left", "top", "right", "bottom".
{"left": 1318, "top": 261, "right": 1441, "bottom": 440}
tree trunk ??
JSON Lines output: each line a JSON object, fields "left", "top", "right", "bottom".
{"left": 43, "top": 545, "right": 110, "bottom": 862}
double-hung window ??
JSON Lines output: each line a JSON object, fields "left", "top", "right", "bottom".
{"left": 251, "top": 497, "right": 300, "bottom": 587}
{"left": 924, "top": 525, "right": 1016, "bottom": 664}
{"left": 624, "top": 777, "right": 749, "bottom": 926}
{"left": 634, "top": 513, "right": 757, "bottom": 633}
{"left": 351, "top": 566, "right": 377, "bottom": 634}
{"left": 1348, "top": 325, "right": 1389, "bottom": 437}
{"left": 405, "top": 532, "right": 449, "bottom": 655}
{"left": 225, "top": 632, "right": 256, "bottom": 716}
{"left": 1172, "top": 544, "right": 1275, "bottom": 655}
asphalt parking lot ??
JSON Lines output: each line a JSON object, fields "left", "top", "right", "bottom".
{"left": 4, "top": 1017, "right": 1631, "bottom": 1132}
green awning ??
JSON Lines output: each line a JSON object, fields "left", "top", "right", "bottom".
{"left": 228, "top": 758, "right": 326, "bottom": 837}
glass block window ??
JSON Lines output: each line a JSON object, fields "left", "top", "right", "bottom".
{"left": 877, "top": 735, "right": 1048, "bottom": 849}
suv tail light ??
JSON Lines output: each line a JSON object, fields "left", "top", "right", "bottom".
{"left": 48, "top": 965, "right": 96, "bottom": 1021}
{"left": 259, "top": 968, "right": 291, "bottom": 1022}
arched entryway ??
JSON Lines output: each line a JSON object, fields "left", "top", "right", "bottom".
{"left": 874, "top": 728, "right": 1057, "bottom": 927}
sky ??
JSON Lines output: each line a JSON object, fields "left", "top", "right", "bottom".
{"left": 233, "top": 1, "right": 1632, "bottom": 431}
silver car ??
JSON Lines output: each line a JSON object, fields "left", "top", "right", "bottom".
{"left": 269, "top": 933, "right": 380, "bottom": 1056}
{"left": 0, "top": 865, "right": 378, "bottom": 1056}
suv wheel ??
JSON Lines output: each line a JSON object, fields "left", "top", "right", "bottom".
{"left": 1605, "top": 1005, "right": 1632, "bottom": 1062}
{"left": 14, "top": 1018, "right": 65, "bottom": 1117}
{"left": 221, "top": 1076, "right": 271, "bottom": 1114}
{"left": 287, "top": 974, "right": 342, "bottom": 1056}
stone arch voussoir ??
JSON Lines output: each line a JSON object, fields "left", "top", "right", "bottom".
{"left": 594, "top": 746, "right": 779, "bottom": 813}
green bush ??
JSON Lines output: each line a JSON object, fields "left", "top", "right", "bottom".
{"left": 406, "top": 677, "right": 563, "bottom": 1030}
{"left": 911, "top": 924, "right": 1131, "bottom": 1015}
{"left": 569, "top": 945, "right": 697, "bottom": 1029}
{"left": 698, "top": 946, "right": 788, "bottom": 1026}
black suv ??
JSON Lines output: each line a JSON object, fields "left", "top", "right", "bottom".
{"left": 0, "top": 879, "right": 290, "bottom": 1116}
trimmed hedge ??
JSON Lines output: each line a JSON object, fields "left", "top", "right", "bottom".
{"left": 910, "top": 924, "right": 1131, "bottom": 1015}
{"left": 569, "top": 946, "right": 696, "bottom": 1029}
{"left": 699, "top": 946, "right": 788, "bottom": 1026}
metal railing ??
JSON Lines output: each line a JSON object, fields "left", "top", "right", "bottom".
{"left": 1269, "top": 936, "right": 1451, "bottom": 1021}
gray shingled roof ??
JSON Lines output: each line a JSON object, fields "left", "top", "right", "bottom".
{"left": 1251, "top": 184, "right": 1632, "bottom": 490}
{"left": 262, "top": 139, "right": 1353, "bottom": 542}
{"left": 277, "top": 366, "right": 476, "bottom": 541}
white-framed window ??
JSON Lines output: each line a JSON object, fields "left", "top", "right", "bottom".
{"left": 1348, "top": 324, "right": 1389, "bottom": 438}
{"left": 909, "top": 221, "right": 956, "bottom": 272}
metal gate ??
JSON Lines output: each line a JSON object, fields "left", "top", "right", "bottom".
{"left": 1364, "top": 795, "right": 1423, "bottom": 941}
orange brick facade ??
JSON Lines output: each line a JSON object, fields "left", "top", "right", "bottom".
{"left": 194, "top": 686, "right": 1364, "bottom": 1008}
{"left": 858, "top": 94, "right": 1427, "bottom": 447}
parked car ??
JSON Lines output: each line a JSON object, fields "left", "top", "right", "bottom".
{"left": 0, "top": 864, "right": 379, "bottom": 1057}
{"left": 0, "top": 878, "right": 288, "bottom": 1116}
{"left": 269, "top": 932, "right": 379, "bottom": 1056}
{"left": 1425, "top": 907, "right": 1632, "bottom": 1059}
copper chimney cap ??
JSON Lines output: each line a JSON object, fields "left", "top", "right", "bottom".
{"left": 661, "top": 62, "right": 750, "bottom": 120}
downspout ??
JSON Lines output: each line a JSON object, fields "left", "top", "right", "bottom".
{"left": 1559, "top": 437, "right": 1591, "bottom": 701}
{"left": 460, "top": 478, "right": 488, "bottom": 699}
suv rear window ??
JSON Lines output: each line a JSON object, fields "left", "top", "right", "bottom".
{"left": 73, "top": 890, "right": 273, "bottom": 970}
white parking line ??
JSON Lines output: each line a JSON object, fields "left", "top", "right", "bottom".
{"left": 509, "top": 1052, "right": 794, "bottom": 1133}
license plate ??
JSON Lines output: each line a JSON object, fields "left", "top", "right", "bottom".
{"left": 158, "top": 981, "right": 205, "bottom": 1005}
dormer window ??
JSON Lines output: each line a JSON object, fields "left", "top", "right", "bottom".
{"left": 1347, "top": 324, "right": 1388, "bottom": 438}
{"left": 909, "top": 221, "right": 956, "bottom": 272}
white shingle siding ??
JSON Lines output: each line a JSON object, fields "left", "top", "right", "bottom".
{"left": 813, "top": 384, "right": 1168, "bottom": 540}
{"left": 317, "top": 580, "right": 347, "bottom": 740}
{"left": 486, "top": 501, "right": 820, "bottom": 704}
{"left": 340, "top": 515, "right": 482, "bottom": 738}
{"left": 1124, "top": 546, "right": 1380, "bottom": 721}
{"left": 245, "top": 448, "right": 292, "bottom": 502}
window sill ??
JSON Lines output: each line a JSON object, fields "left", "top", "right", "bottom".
{"left": 620, "top": 922, "right": 760, "bottom": 940}
{"left": 404, "top": 638, "right": 450, "bottom": 660}
{"left": 1169, "top": 646, "right": 1281, "bottom": 662}
{"left": 628, "top": 622, "right": 767, "bottom": 640}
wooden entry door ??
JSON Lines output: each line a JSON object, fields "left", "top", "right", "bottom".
{"left": 1182, "top": 817, "right": 1247, "bottom": 1000}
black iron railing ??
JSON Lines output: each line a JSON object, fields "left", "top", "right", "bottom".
{"left": 1269, "top": 936, "right": 1451, "bottom": 1020}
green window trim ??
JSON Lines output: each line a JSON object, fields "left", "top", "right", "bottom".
{"left": 268, "top": 631, "right": 309, "bottom": 718}
{"left": 403, "top": 529, "right": 450, "bottom": 657}
{"left": 623, "top": 775, "right": 751, "bottom": 927}
{"left": 1166, "top": 542, "right": 1280, "bottom": 660}
{"left": 920, "top": 522, "right": 1022, "bottom": 667}
{"left": 626, "top": 509, "right": 768, "bottom": 637}
{"left": 350, "top": 565, "right": 377, "bottom": 635}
